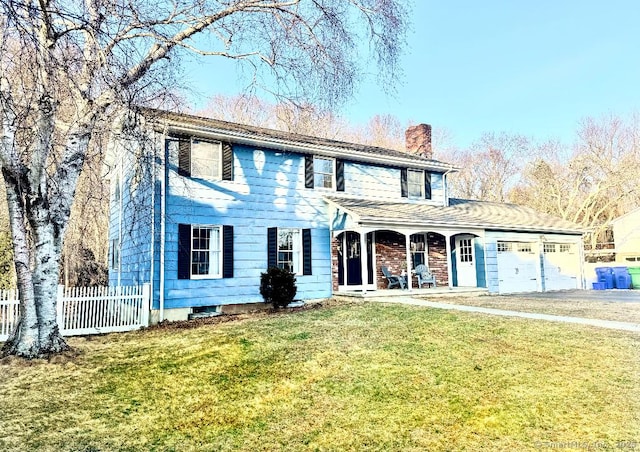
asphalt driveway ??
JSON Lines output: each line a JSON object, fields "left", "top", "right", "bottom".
{"left": 506, "top": 289, "right": 640, "bottom": 303}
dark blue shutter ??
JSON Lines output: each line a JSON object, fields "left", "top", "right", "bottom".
{"left": 267, "top": 227, "right": 278, "bottom": 269}
{"left": 302, "top": 229, "right": 312, "bottom": 275}
{"left": 401, "top": 168, "right": 408, "bottom": 198}
{"left": 336, "top": 159, "right": 345, "bottom": 192}
{"left": 223, "top": 225, "right": 234, "bottom": 278}
{"left": 222, "top": 143, "right": 233, "bottom": 181}
{"left": 424, "top": 172, "right": 432, "bottom": 200}
{"left": 305, "top": 155, "right": 314, "bottom": 188}
{"left": 177, "top": 138, "right": 191, "bottom": 177}
{"left": 178, "top": 224, "right": 191, "bottom": 279}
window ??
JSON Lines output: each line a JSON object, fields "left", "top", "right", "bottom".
{"left": 407, "top": 170, "right": 424, "bottom": 198}
{"left": 277, "top": 228, "right": 301, "bottom": 273}
{"left": 401, "top": 169, "right": 432, "bottom": 199}
{"left": 559, "top": 244, "right": 572, "bottom": 253}
{"left": 410, "top": 234, "right": 426, "bottom": 268}
{"left": 459, "top": 238, "right": 473, "bottom": 263}
{"left": 110, "top": 238, "right": 120, "bottom": 270}
{"left": 174, "top": 136, "right": 233, "bottom": 181}
{"left": 544, "top": 243, "right": 556, "bottom": 253}
{"left": 305, "top": 156, "right": 344, "bottom": 191}
{"left": 497, "top": 242, "right": 512, "bottom": 253}
{"left": 190, "top": 226, "right": 222, "bottom": 278}
{"left": 517, "top": 243, "right": 532, "bottom": 253}
{"left": 191, "top": 139, "right": 222, "bottom": 180}
{"left": 313, "top": 157, "right": 334, "bottom": 189}
{"left": 267, "top": 227, "right": 312, "bottom": 275}
{"left": 178, "top": 224, "right": 234, "bottom": 280}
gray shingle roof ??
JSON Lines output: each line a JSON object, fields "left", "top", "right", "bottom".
{"left": 142, "top": 108, "right": 457, "bottom": 172}
{"left": 325, "top": 196, "right": 584, "bottom": 235}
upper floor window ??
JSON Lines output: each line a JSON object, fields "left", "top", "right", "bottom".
{"left": 401, "top": 169, "right": 431, "bottom": 200}
{"left": 191, "top": 139, "right": 222, "bottom": 180}
{"left": 407, "top": 170, "right": 424, "bottom": 198}
{"left": 305, "top": 155, "right": 344, "bottom": 191}
{"left": 110, "top": 238, "right": 120, "bottom": 271}
{"left": 314, "top": 157, "right": 335, "bottom": 189}
{"left": 172, "top": 135, "right": 233, "bottom": 181}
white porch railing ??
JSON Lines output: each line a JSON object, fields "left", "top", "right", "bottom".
{"left": 0, "top": 284, "right": 150, "bottom": 342}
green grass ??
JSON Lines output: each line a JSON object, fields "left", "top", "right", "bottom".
{"left": 1, "top": 301, "right": 639, "bottom": 451}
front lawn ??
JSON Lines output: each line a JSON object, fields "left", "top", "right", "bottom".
{"left": 1, "top": 301, "right": 638, "bottom": 451}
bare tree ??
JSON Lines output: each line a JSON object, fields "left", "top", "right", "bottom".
{"left": 0, "top": 0, "right": 408, "bottom": 358}
{"left": 446, "top": 132, "right": 532, "bottom": 201}
{"left": 510, "top": 114, "right": 640, "bottom": 247}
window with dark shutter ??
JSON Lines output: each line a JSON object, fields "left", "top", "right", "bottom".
{"left": 400, "top": 168, "right": 408, "bottom": 198}
{"left": 177, "top": 138, "right": 191, "bottom": 177}
{"left": 424, "top": 172, "right": 432, "bottom": 200}
{"left": 302, "top": 229, "right": 312, "bottom": 275}
{"left": 304, "top": 155, "right": 314, "bottom": 188}
{"left": 222, "top": 143, "right": 233, "bottom": 181}
{"left": 177, "top": 224, "right": 191, "bottom": 279}
{"left": 267, "top": 227, "right": 278, "bottom": 268}
{"left": 336, "top": 159, "right": 345, "bottom": 192}
{"left": 223, "top": 225, "right": 234, "bottom": 278}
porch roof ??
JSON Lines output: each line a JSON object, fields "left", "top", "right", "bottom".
{"left": 325, "top": 196, "right": 585, "bottom": 235}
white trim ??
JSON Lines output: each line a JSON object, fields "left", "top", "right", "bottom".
{"left": 190, "top": 225, "right": 223, "bottom": 279}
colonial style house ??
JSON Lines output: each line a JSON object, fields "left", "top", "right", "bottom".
{"left": 108, "top": 109, "right": 585, "bottom": 322}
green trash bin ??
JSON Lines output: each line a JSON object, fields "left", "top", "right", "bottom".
{"left": 628, "top": 267, "right": 640, "bottom": 289}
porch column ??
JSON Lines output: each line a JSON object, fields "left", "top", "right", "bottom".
{"left": 445, "top": 233, "right": 453, "bottom": 288}
{"left": 360, "top": 230, "right": 368, "bottom": 294}
{"left": 405, "top": 233, "right": 413, "bottom": 291}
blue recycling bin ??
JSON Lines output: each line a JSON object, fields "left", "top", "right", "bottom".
{"left": 595, "top": 267, "right": 614, "bottom": 289}
{"left": 613, "top": 266, "right": 631, "bottom": 289}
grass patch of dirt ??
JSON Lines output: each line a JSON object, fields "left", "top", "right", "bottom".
{"left": 0, "top": 301, "right": 638, "bottom": 451}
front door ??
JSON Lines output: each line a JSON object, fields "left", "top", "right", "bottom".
{"left": 456, "top": 236, "right": 477, "bottom": 287}
{"left": 346, "top": 231, "right": 362, "bottom": 285}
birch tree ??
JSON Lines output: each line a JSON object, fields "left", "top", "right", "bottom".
{"left": 0, "top": 0, "right": 408, "bottom": 359}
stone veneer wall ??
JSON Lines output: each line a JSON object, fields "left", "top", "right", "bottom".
{"left": 427, "top": 233, "right": 449, "bottom": 286}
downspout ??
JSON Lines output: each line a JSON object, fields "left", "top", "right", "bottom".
{"left": 149, "top": 135, "right": 156, "bottom": 322}
{"left": 159, "top": 127, "right": 168, "bottom": 322}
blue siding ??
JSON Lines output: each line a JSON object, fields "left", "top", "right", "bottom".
{"left": 162, "top": 143, "right": 333, "bottom": 309}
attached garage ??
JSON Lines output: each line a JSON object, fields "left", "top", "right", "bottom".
{"left": 542, "top": 243, "right": 580, "bottom": 291}
{"left": 496, "top": 241, "right": 539, "bottom": 293}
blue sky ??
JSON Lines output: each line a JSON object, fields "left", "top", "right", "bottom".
{"left": 185, "top": 1, "right": 640, "bottom": 149}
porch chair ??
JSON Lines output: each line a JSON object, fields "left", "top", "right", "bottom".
{"left": 415, "top": 264, "right": 436, "bottom": 288}
{"left": 381, "top": 266, "right": 406, "bottom": 289}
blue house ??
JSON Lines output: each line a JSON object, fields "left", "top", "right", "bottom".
{"left": 108, "top": 109, "right": 585, "bottom": 322}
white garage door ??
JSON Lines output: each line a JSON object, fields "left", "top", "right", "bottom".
{"left": 543, "top": 243, "right": 579, "bottom": 291}
{"left": 497, "top": 241, "right": 539, "bottom": 293}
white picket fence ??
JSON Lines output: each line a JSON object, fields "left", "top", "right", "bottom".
{"left": 0, "top": 284, "right": 150, "bottom": 341}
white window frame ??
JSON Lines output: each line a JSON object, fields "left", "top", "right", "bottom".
{"left": 313, "top": 156, "right": 335, "bottom": 189}
{"left": 190, "top": 225, "right": 223, "bottom": 279}
{"left": 277, "top": 228, "right": 302, "bottom": 274}
{"left": 407, "top": 169, "right": 424, "bottom": 198}
{"left": 191, "top": 138, "right": 222, "bottom": 180}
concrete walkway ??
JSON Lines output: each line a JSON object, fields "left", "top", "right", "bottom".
{"left": 371, "top": 296, "right": 640, "bottom": 332}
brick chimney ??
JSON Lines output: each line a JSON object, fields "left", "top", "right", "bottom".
{"left": 405, "top": 124, "right": 432, "bottom": 159}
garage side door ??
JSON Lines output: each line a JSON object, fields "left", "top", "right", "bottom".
{"left": 497, "top": 241, "right": 538, "bottom": 293}
{"left": 543, "top": 243, "right": 579, "bottom": 291}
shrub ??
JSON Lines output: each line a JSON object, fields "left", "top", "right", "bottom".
{"left": 260, "top": 267, "right": 297, "bottom": 308}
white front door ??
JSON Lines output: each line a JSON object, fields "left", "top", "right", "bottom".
{"left": 456, "top": 236, "right": 477, "bottom": 287}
